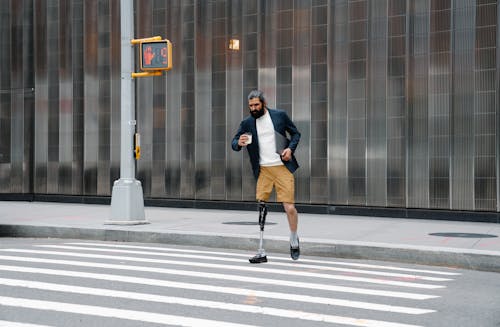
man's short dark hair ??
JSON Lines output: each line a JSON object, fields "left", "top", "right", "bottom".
{"left": 247, "top": 90, "right": 266, "bottom": 105}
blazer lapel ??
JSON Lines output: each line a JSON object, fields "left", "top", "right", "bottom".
{"left": 249, "top": 118, "right": 258, "bottom": 147}
{"left": 268, "top": 109, "right": 284, "bottom": 135}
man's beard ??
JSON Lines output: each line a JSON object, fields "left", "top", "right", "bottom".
{"left": 250, "top": 108, "right": 265, "bottom": 119}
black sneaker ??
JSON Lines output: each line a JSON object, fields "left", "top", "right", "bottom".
{"left": 290, "top": 238, "right": 300, "bottom": 260}
{"left": 249, "top": 253, "right": 267, "bottom": 263}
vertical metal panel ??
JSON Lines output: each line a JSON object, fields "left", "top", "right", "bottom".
{"left": 258, "top": 0, "right": 277, "bottom": 105}
{"left": 136, "top": 0, "right": 153, "bottom": 196}
{"left": 366, "top": 0, "right": 388, "bottom": 206}
{"left": 109, "top": 0, "right": 120, "bottom": 193}
{"left": 497, "top": 0, "right": 500, "bottom": 212}
{"left": 386, "top": 0, "right": 406, "bottom": 207}
{"left": 180, "top": 1, "right": 196, "bottom": 199}
{"left": 293, "top": 0, "right": 311, "bottom": 203}
{"left": 96, "top": 0, "right": 111, "bottom": 195}
{"left": 33, "top": 0, "right": 48, "bottom": 193}
{"left": 347, "top": 0, "right": 368, "bottom": 205}
{"left": 474, "top": 0, "right": 497, "bottom": 211}
{"left": 165, "top": 0, "right": 182, "bottom": 198}
{"left": 58, "top": 0, "right": 73, "bottom": 194}
{"left": 10, "top": 0, "right": 24, "bottom": 193}
{"left": 83, "top": 0, "right": 99, "bottom": 194}
{"left": 407, "top": 0, "right": 430, "bottom": 208}
{"left": 0, "top": 1, "right": 12, "bottom": 192}
{"left": 150, "top": 0, "right": 167, "bottom": 196}
{"left": 276, "top": 0, "right": 292, "bottom": 114}
{"left": 72, "top": 0, "right": 84, "bottom": 195}
{"left": 429, "top": 0, "right": 451, "bottom": 209}
{"left": 451, "top": 0, "right": 475, "bottom": 209}
{"left": 194, "top": 0, "right": 212, "bottom": 199}
{"left": 226, "top": 0, "right": 244, "bottom": 201}
{"left": 310, "top": 0, "right": 329, "bottom": 203}
{"left": 211, "top": 0, "right": 227, "bottom": 200}
{"left": 329, "top": 0, "right": 349, "bottom": 205}
{"left": 46, "top": 0, "right": 59, "bottom": 193}
{"left": 22, "top": 0, "right": 35, "bottom": 194}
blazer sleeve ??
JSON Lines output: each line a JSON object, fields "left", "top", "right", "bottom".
{"left": 283, "top": 112, "right": 300, "bottom": 152}
{"left": 231, "top": 121, "right": 245, "bottom": 151}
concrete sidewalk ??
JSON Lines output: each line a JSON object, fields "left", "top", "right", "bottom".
{"left": 1, "top": 201, "right": 500, "bottom": 272}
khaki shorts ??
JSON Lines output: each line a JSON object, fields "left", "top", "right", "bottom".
{"left": 256, "top": 165, "right": 295, "bottom": 203}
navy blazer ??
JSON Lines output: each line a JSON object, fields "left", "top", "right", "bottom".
{"left": 231, "top": 108, "right": 301, "bottom": 180}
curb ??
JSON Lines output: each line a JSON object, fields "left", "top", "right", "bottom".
{"left": 1, "top": 224, "right": 500, "bottom": 272}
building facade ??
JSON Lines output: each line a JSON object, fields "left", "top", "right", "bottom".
{"left": 0, "top": 0, "right": 499, "bottom": 217}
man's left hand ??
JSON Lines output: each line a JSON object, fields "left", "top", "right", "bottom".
{"left": 281, "top": 148, "right": 292, "bottom": 161}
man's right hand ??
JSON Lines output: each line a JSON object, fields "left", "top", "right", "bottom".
{"left": 238, "top": 135, "right": 250, "bottom": 147}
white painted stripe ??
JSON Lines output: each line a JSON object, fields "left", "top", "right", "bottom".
{"left": 2, "top": 248, "right": 444, "bottom": 289}
{"left": 0, "top": 295, "right": 424, "bottom": 327}
{"left": 0, "top": 263, "right": 437, "bottom": 301}
{"left": 66, "top": 242, "right": 461, "bottom": 276}
{"left": 0, "top": 296, "right": 256, "bottom": 327}
{"left": 0, "top": 321, "right": 53, "bottom": 327}
{"left": 0, "top": 277, "right": 435, "bottom": 315}
{"left": 40, "top": 244, "right": 452, "bottom": 282}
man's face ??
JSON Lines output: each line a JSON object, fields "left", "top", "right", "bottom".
{"left": 249, "top": 97, "right": 265, "bottom": 119}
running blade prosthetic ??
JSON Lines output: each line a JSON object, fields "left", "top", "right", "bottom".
{"left": 249, "top": 201, "right": 268, "bottom": 264}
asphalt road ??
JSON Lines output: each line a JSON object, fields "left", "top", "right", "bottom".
{"left": 0, "top": 238, "right": 499, "bottom": 327}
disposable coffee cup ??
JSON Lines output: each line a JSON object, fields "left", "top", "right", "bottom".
{"left": 244, "top": 132, "right": 252, "bottom": 145}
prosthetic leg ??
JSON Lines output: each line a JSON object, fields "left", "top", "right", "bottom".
{"left": 249, "top": 201, "right": 268, "bottom": 263}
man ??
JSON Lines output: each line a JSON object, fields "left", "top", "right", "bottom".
{"left": 232, "top": 90, "right": 301, "bottom": 262}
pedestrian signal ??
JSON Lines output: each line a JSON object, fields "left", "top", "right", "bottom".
{"left": 139, "top": 40, "right": 172, "bottom": 71}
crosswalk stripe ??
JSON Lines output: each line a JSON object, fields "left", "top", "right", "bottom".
{"left": 66, "top": 242, "right": 461, "bottom": 276}
{"left": 0, "top": 277, "right": 435, "bottom": 316}
{"left": 2, "top": 248, "right": 445, "bottom": 289}
{"left": 0, "top": 278, "right": 435, "bottom": 316}
{"left": 0, "top": 295, "right": 424, "bottom": 327}
{"left": 0, "top": 321, "right": 53, "bottom": 327}
{"left": 0, "top": 263, "right": 437, "bottom": 304}
{"left": 38, "top": 244, "right": 452, "bottom": 282}
{"left": 0, "top": 296, "right": 256, "bottom": 327}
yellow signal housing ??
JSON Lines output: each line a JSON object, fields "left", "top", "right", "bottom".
{"left": 134, "top": 133, "right": 141, "bottom": 160}
{"left": 131, "top": 36, "right": 162, "bottom": 45}
{"left": 139, "top": 39, "right": 173, "bottom": 71}
{"left": 131, "top": 71, "right": 162, "bottom": 79}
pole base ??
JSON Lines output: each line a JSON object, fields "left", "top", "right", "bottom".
{"left": 108, "top": 178, "right": 148, "bottom": 225}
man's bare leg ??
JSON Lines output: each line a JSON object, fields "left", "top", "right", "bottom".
{"left": 283, "top": 202, "right": 300, "bottom": 260}
{"left": 283, "top": 202, "right": 298, "bottom": 232}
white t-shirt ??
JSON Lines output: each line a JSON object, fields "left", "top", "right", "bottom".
{"left": 256, "top": 110, "right": 283, "bottom": 166}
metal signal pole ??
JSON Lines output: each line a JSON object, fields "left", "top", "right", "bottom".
{"left": 108, "top": 0, "right": 147, "bottom": 224}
